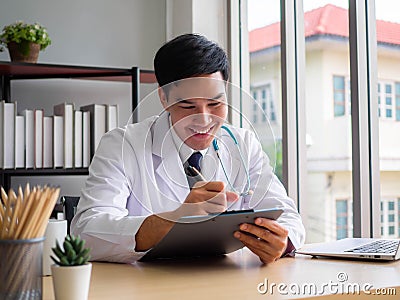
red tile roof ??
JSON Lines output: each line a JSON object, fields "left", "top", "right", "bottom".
{"left": 249, "top": 4, "right": 400, "bottom": 53}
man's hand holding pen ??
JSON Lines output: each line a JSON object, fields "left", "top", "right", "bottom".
{"left": 174, "top": 166, "right": 239, "bottom": 217}
{"left": 177, "top": 166, "right": 289, "bottom": 264}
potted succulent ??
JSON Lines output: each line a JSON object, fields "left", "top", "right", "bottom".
{"left": 0, "top": 21, "right": 51, "bottom": 63}
{"left": 51, "top": 235, "right": 92, "bottom": 300}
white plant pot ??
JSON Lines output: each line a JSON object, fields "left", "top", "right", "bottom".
{"left": 51, "top": 263, "right": 92, "bottom": 300}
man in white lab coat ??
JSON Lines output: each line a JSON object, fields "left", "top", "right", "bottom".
{"left": 71, "top": 34, "right": 305, "bottom": 263}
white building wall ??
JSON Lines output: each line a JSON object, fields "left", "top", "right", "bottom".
{"left": 377, "top": 54, "right": 400, "bottom": 168}
{"left": 302, "top": 172, "right": 330, "bottom": 242}
{"left": 250, "top": 38, "right": 400, "bottom": 242}
{"left": 305, "top": 47, "right": 352, "bottom": 171}
{"left": 381, "top": 172, "right": 400, "bottom": 197}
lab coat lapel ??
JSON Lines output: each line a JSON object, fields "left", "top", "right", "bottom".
{"left": 152, "top": 113, "right": 189, "bottom": 202}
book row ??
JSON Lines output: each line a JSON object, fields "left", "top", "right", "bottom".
{"left": 0, "top": 101, "right": 119, "bottom": 169}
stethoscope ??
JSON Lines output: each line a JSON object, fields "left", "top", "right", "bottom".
{"left": 212, "top": 125, "right": 253, "bottom": 197}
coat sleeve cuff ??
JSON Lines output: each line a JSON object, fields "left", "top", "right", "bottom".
{"left": 281, "top": 237, "right": 296, "bottom": 257}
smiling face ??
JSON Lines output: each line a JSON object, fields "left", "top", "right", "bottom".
{"left": 159, "top": 72, "right": 227, "bottom": 150}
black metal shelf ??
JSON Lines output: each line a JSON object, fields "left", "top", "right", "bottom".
{"left": 1, "top": 168, "right": 89, "bottom": 176}
{"left": 0, "top": 61, "right": 157, "bottom": 190}
{"left": 0, "top": 168, "right": 89, "bottom": 191}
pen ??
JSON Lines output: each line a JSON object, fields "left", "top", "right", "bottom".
{"left": 186, "top": 165, "right": 206, "bottom": 181}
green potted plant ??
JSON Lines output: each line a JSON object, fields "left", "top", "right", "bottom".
{"left": 51, "top": 235, "right": 92, "bottom": 300}
{"left": 0, "top": 21, "right": 51, "bottom": 63}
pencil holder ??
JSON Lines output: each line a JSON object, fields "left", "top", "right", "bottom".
{"left": 0, "top": 237, "right": 44, "bottom": 300}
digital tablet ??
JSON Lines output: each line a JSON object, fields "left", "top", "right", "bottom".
{"left": 140, "top": 207, "right": 284, "bottom": 261}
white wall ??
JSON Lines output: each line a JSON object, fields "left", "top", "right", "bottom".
{"left": 377, "top": 54, "right": 400, "bottom": 169}
{"left": 0, "top": 0, "right": 166, "bottom": 68}
{"left": 305, "top": 47, "right": 352, "bottom": 168}
{"left": 166, "top": 0, "right": 228, "bottom": 49}
{"left": 0, "top": 0, "right": 166, "bottom": 194}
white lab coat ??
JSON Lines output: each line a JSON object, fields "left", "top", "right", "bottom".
{"left": 71, "top": 112, "right": 305, "bottom": 263}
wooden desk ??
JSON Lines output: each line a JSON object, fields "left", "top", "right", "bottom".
{"left": 43, "top": 249, "right": 400, "bottom": 299}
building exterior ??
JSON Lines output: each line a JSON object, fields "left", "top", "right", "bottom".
{"left": 249, "top": 4, "right": 400, "bottom": 242}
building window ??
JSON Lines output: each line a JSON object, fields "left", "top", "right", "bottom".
{"left": 396, "top": 82, "right": 400, "bottom": 121}
{"left": 385, "top": 84, "right": 392, "bottom": 118}
{"left": 334, "top": 79, "right": 400, "bottom": 121}
{"left": 378, "top": 83, "right": 381, "bottom": 117}
{"left": 270, "top": 101, "right": 276, "bottom": 121}
{"left": 333, "top": 76, "right": 346, "bottom": 117}
{"left": 251, "top": 84, "right": 276, "bottom": 124}
{"left": 377, "top": 81, "right": 400, "bottom": 121}
{"left": 336, "top": 199, "right": 349, "bottom": 240}
{"left": 262, "top": 101, "right": 267, "bottom": 122}
{"left": 398, "top": 198, "right": 400, "bottom": 236}
{"left": 380, "top": 198, "right": 400, "bottom": 238}
{"left": 253, "top": 113, "right": 257, "bottom": 124}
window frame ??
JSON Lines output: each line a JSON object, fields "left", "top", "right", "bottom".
{"left": 240, "top": 0, "right": 380, "bottom": 238}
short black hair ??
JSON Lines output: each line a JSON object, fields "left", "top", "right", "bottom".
{"left": 154, "top": 33, "right": 229, "bottom": 88}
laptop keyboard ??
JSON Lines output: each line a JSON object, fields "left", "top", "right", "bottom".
{"left": 345, "top": 240, "right": 400, "bottom": 254}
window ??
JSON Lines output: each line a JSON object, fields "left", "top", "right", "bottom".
{"left": 250, "top": 85, "right": 276, "bottom": 124}
{"left": 398, "top": 198, "right": 400, "bottom": 235}
{"left": 247, "top": 0, "right": 282, "bottom": 184}
{"left": 396, "top": 83, "right": 400, "bottom": 121}
{"left": 333, "top": 80, "right": 400, "bottom": 121}
{"left": 336, "top": 199, "right": 349, "bottom": 240}
{"left": 262, "top": 101, "right": 267, "bottom": 122}
{"left": 246, "top": 0, "right": 397, "bottom": 242}
{"left": 385, "top": 84, "right": 392, "bottom": 118}
{"left": 270, "top": 101, "right": 276, "bottom": 121}
{"left": 376, "top": 0, "right": 400, "bottom": 240}
{"left": 377, "top": 81, "right": 400, "bottom": 121}
{"left": 333, "top": 76, "right": 346, "bottom": 117}
{"left": 252, "top": 91, "right": 258, "bottom": 123}
{"left": 333, "top": 75, "right": 351, "bottom": 117}
{"left": 380, "top": 198, "right": 400, "bottom": 238}
{"left": 303, "top": 2, "right": 352, "bottom": 243}
{"left": 378, "top": 83, "right": 381, "bottom": 117}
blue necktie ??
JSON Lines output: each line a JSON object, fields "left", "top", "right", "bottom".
{"left": 187, "top": 152, "right": 203, "bottom": 173}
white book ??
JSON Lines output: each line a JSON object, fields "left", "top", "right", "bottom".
{"left": 15, "top": 115, "right": 25, "bottom": 168}
{"left": 106, "top": 104, "right": 118, "bottom": 132}
{"left": 54, "top": 102, "right": 74, "bottom": 168}
{"left": 34, "top": 109, "right": 43, "bottom": 169}
{"left": 82, "top": 111, "right": 90, "bottom": 168}
{"left": 74, "top": 110, "right": 83, "bottom": 168}
{"left": 53, "top": 115, "right": 64, "bottom": 168}
{"left": 43, "top": 116, "right": 53, "bottom": 168}
{"left": 21, "top": 109, "right": 34, "bottom": 168}
{"left": 2, "top": 101, "right": 17, "bottom": 169}
{"left": 80, "top": 104, "right": 106, "bottom": 158}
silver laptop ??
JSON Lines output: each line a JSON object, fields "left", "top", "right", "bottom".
{"left": 296, "top": 238, "right": 400, "bottom": 261}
